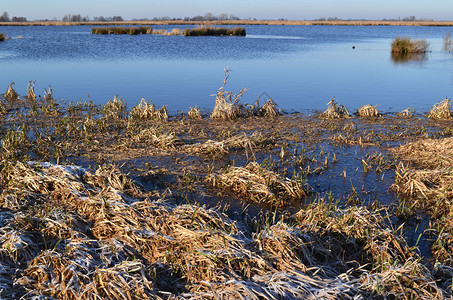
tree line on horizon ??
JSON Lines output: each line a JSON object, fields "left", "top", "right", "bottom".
{"left": 0, "top": 11, "right": 437, "bottom": 23}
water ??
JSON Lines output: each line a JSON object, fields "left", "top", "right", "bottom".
{"left": 0, "top": 25, "right": 452, "bottom": 113}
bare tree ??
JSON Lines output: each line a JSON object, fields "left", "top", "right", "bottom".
{"left": 0, "top": 11, "right": 10, "bottom": 22}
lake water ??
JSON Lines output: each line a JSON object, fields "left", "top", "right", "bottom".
{"left": 0, "top": 25, "right": 452, "bottom": 114}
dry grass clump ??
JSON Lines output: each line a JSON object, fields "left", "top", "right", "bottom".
{"left": 189, "top": 132, "right": 255, "bottom": 158}
{"left": 257, "top": 98, "right": 281, "bottom": 118}
{"left": 321, "top": 97, "right": 350, "bottom": 119}
{"left": 427, "top": 98, "right": 453, "bottom": 120}
{"left": 27, "top": 80, "right": 36, "bottom": 101}
{"left": 103, "top": 95, "right": 127, "bottom": 121}
{"left": 188, "top": 106, "right": 202, "bottom": 119}
{"left": 210, "top": 68, "right": 245, "bottom": 120}
{"left": 128, "top": 98, "right": 168, "bottom": 123}
{"left": 209, "top": 162, "right": 309, "bottom": 206}
{"left": 391, "top": 37, "right": 430, "bottom": 54}
{"left": 4, "top": 82, "right": 19, "bottom": 100}
{"left": 398, "top": 107, "right": 414, "bottom": 117}
{"left": 357, "top": 104, "right": 380, "bottom": 118}
{"left": 210, "top": 68, "right": 281, "bottom": 120}
{"left": 391, "top": 137, "right": 453, "bottom": 169}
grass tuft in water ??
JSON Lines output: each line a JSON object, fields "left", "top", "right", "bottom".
{"left": 4, "top": 82, "right": 19, "bottom": 100}
{"left": 321, "top": 97, "right": 350, "bottom": 119}
{"left": 357, "top": 105, "right": 380, "bottom": 118}
{"left": 391, "top": 37, "right": 429, "bottom": 54}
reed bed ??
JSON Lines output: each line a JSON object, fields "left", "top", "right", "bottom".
{"left": 92, "top": 26, "right": 152, "bottom": 35}
{"left": 320, "top": 97, "right": 350, "bottom": 119}
{"left": 183, "top": 26, "right": 246, "bottom": 36}
{"left": 209, "top": 162, "right": 309, "bottom": 206}
{"left": 357, "top": 104, "right": 380, "bottom": 117}
{"left": 427, "top": 98, "right": 453, "bottom": 120}
{"left": 92, "top": 26, "right": 182, "bottom": 36}
{"left": 391, "top": 37, "right": 430, "bottom": 54}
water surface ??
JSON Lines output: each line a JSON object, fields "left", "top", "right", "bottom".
{"left": 0, "top": 25, "right": 452, "bottom": 113}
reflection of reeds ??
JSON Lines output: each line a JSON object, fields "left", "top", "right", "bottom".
{"left": 443, "top": 33, "right": 453, "bottom": 52}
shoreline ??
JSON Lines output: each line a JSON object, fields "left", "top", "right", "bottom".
{"left": 2, "top": 19, "right": 453, "bottom": 27}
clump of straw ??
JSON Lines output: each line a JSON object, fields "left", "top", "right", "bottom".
{"left": 398, "top": 107, "right": 414, "bottom": 118}
{"left": 188, "top": 106, "right": 202, "bottom": 119}
{"left": 128, "top": 98, "right": 168, "bottom": 122}
{"left": 321, "top": 97, "right": 350, "bottom": 119}
{"left": 210, "top": 68, "right": 246, "bottom": 120}
{"left": 209, "top": 162, "right": 309, "bottom": 205}
{"left": 426, "top": 98, "right": 452, "bottom": 120}
{"left": 103, "top": 95, "right": 127, "bottom": 121}
{"left": 257, "top": 98, "right": 281, "bottom": 118}
{"left": 4, "top": 82, "right": 19, "bottom": 100}
{"left": 27, "top": 81, "right": 36, "bottom": 101}
{"left": 357, "top": 105, "right": 380, "bottom": 118}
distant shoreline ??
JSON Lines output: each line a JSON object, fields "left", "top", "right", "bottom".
{"left": 1, "top": 20, "right": 453, "bottom": 27}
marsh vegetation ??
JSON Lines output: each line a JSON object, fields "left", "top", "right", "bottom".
{"left": 0, "top": 76, "right": 452, "bottom": 299}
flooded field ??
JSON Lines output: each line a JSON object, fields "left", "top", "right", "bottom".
{"left": 0, "top": 80, "right": 452, "bottom": 299}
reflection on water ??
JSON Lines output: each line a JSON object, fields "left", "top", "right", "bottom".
{"left": 391, "top": 52, "right": 428, "bottom": 64}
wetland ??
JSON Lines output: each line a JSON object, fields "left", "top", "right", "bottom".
{"left": 0, "top": 24, "right": 453, "bottom": 299}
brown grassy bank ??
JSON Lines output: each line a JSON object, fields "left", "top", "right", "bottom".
{"left": 2, "top": 20, "right": 453, "bottom": 26}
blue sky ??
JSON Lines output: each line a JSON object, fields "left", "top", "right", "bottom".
{"left": 2, "top": 0, "right": 453, "bottom": 21}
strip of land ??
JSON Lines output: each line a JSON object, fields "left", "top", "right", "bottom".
{"left": 2, "top": 20, "right": 453, "bottom": 26}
